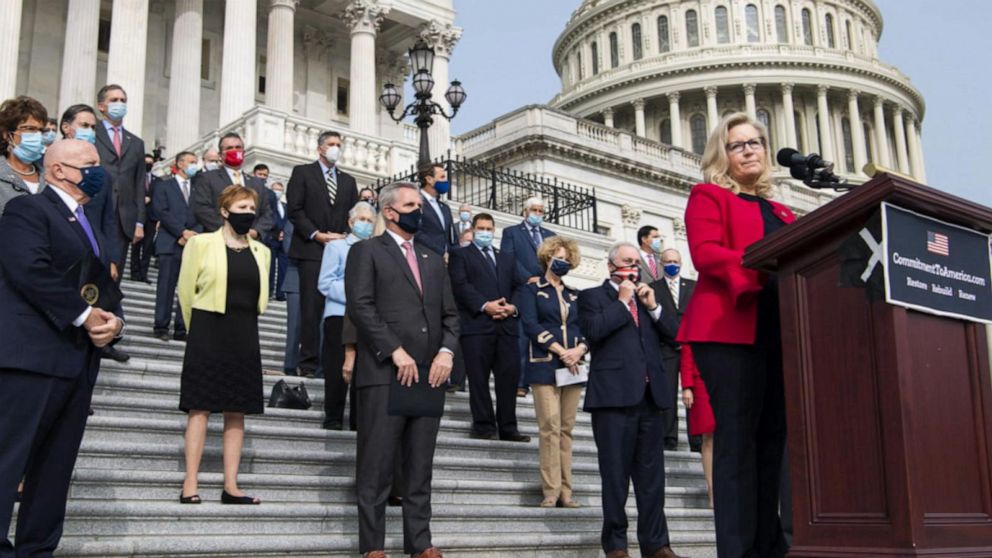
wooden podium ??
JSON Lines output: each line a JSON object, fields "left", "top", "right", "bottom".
{"left": 744, "top": 174, "right": 992, "bottom": 557}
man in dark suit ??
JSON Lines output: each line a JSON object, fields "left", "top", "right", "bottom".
{"left": 415, "top": 163, "right": 455, "bottom": 257}
{"left": 636, "top": 225, "right": 663, "bottom": 284}
{"left": 577, "top": 242, "right": 685, "bottom": 558}
{"left": 0, "top": 140, "right": 124, "bottom": 557}
{"left": 651, "top": 247, "right": 697, "bottom": 451}
{"left": 345, "top": 182, "right": 458, "bottom": 558}
{"left": 286, "top": 130, "right": 357, "bottom": 377}
{"left": 190, "top": 132, "right": 273, "bottom": 238}
{"left": 266, "top": 181, "right": 289, "bottom": 301}
{"left": 499, "top": 197, "right": 556, "bottom": 397}
{"left": 151, "top": 151, "right": 202, "bottom": 341}
{"left": 448, "top": 213, "right": 529, "bottom": 442}
{"left": 129, "top": 152, "right": 157, "bottom": 283}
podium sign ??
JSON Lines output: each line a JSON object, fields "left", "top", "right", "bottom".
{"left": 883, "top": 202, "right": 992, "bottom": 323}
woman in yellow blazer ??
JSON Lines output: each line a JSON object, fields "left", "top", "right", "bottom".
{"left": 177, "top": 185, "right": 270, "bottom": 505}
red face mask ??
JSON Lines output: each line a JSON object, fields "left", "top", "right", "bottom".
{"left": 224, "top": 149, "right": 244, "bottom": 168}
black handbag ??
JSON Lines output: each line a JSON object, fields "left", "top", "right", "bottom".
{"left": 267, "top": 380, "right": 312, "bottom": 410}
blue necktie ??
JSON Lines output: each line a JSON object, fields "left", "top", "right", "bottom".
{"left": 530, "top": 226, "right": 541, "bottom": 248}
{"left": 75, "top": 206, "right": 100, "bottom": 257}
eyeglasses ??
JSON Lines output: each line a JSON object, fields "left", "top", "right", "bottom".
{"left": 725, "top": 137, "right": 766, "bottom": 154}
{"left": 15, "top": 125, "right": 43, "bottom": 134}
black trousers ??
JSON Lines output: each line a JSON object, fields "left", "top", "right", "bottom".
{"left": 691, "top": 334, "right": 788, "bottom": 558}
{"left": 296, "top": 259, "right": 323, "bottom": 375}
{"left": 153, "top": 251, "right": 185, "bottom": 334}
{"left": 130, "top": 216, "right": 155, "bottom": 279}
{"left": 268, "top": 244, "right": 288, "bottom": 298}
{"left": 0, "top": 368, "right": 94, "bottom": 558}
{"left": 355, "top": 385, "right": 439, "bottom": 555}
{"left": 590, "top": 388, "right": 671, "bottom": 555}
{"left": 661, "top": 348, "right": 681, "bottom": 446}
{"left": 460, "top": 333, "right": 521, "bottom": 437}
{"left": 321, "top": 316, "right": 356, "bottom": 429}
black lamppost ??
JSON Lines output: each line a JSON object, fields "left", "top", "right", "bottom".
{"left": 379, "top": 39, "right": 467, "bottom": 166}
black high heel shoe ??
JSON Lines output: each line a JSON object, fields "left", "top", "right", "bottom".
{"left": 179, "top": 492, "right": 201, "bottom": 504}
{"left": 221, "top": 490, "right": 260, "bottom": 505}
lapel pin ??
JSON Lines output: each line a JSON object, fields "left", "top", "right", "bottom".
{"left": 68, "top": 217, "right": 77, "bottom": 222}
{"left": 421, "top": 254, "right": 428, "bottom": 258}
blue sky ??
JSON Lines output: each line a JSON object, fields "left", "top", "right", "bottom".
{"left": 449, "top": 0, "right": 992, "bottom": 206}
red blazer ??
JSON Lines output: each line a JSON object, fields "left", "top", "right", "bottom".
{"left": 679, "top": 344, "right": 702, "bottom": 391}
{"left": 676, "top": 183, "right": 796, "bottom": 345}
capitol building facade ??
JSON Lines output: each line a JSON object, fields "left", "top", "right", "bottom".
{"left": 4, "top": 0, "right": 927, "bottom": 285}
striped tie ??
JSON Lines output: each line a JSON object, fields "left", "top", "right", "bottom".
{"left": 326, "top": 168, "right": 337, "bottom": 206}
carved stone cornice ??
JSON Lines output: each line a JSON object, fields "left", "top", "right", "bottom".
{"left": 377, "top": 47, "right": 411, "bottom": 84}
{"left": 342, "top": 0, "right": 388, "bottom": 34}
{"left": 302, "top": 26, "right": 334, "bottom": 61}
{"left": 621, "top": 204, "right": 642, "bottom": 226}
{"left": 419, "top": 20, "right": 463, "bottom": 59}
{"left": 673, "top": 217, "right": 687, "bottom": 240}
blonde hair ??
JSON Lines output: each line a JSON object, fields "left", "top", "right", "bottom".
{"left": 701, "top": 112, "right": 774, "bottom": 198}
{"left": 537, "top": 236, "right": 581, "bottom": 273}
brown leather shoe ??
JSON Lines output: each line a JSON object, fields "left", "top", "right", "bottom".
{"left": 644, "top": 546, "right": 688, "bottom": 558}
{"left": 412, "top": 547, "right": 443, "bottom": 558}
{"left": 605, "top": 550, "right": 630, "bottom": 558}
{"left": 362, "top": 552, "right": 388, "bottom": 558}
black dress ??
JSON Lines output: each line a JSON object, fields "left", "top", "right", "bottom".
{"left": 179, "top": 247, "right": 264, "bottom": 414}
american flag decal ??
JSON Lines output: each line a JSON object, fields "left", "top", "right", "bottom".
{"left": 927, "top": 231, "right": 949, "bottom": 256}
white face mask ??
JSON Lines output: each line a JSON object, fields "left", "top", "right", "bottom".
{"left": 322, "top": 145, "right": 341, "bottom": 163}
{"left": 204, "top": 161, "right": 220, "bottom": 171}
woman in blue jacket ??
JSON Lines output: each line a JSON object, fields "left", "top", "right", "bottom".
{"left": 517, "top": 235, "right": 588, "bottom": 508}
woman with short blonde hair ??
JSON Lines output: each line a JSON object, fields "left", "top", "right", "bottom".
{"left": 701, "top": 112, "right": 775, "bottom": 198}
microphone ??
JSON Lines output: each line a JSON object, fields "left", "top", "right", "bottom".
{"left": 776, "top": 148, "right": 848, "bottom": 190}
{"left": 777, "top": 148, "right": 825, "bottom": 170}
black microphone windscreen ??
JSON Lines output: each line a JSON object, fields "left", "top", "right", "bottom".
{"left": 777, "top": 148, "right": 799, "bottom": 167}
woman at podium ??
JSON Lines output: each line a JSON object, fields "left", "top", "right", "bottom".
{"left": 677, "top": 113, "right": 796, "bottom": 557}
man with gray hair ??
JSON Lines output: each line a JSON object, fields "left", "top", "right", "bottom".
{"left": 499, "top": 196, "right": 556, "bottom": 396}
{"left": 346, "top": 181, "right": 459, "bottom": 558}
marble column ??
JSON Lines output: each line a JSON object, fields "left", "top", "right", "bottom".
{"left": 667, "top": 92, "right": 683, "bottom": 148}
{"left": 166, "top": 0, "right": 203, "bottom": 153}
{"left": 781, "top": 83, "right": 797, "bottom": 149}
{"left": 265, "top": 0, "right": 297, "bottom": 113}
{"left": 602, "top": 107, "right": 614, "bottom": 128}
{"left": 219, "top": 0, "right": 258, "bottom": 126}
{"left": 705, "top": 86, "right": 719, "bottom": 132}
{"left": 0, "top": 0, "right": 23, "bottom": 99}
{"left": 816, "top": 85, "right": 834, "bottom": 161}
{"left": 872, "top": 96, "right": 891, "bottom": 167}
{"left": 343, "top": 0, "right": 388, "bottom": 136}
{"left": 892, "top": 105, "right": 910, "bottom": 174}
{"left": 847, "top": 90, "right": 867, "bottom": 174}
{"left": 420, "top": 20, "right": 461, "bottom": 159}
{"left": 743, "top": 83, "right": 757, "bottom": 119}
{"left": 632, "top": 98, "right": 646, "bottom": 137}
{"left": 60, "top": 0, "right": 101, "bottom": 115}
{"left": 906, "top": 116, "right": 927, "bottom": 182}
{"left": 107, "top": 0, "right": 150, "bottom": 134}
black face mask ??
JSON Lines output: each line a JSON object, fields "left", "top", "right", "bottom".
{"left": 391, "top": 207, "right": 423, "bottom": 234}
{"left": 227, "top": 211, "right": 255, "bottom": 235}
{"left": 145, "top": 162, "right": 153, "bottom": 172}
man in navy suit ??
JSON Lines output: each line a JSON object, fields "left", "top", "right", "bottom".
{"left": 266, "top": 181, "right": 289, "bottom": 301}
{"left": 415, "top": 163, "right": 455, "bottom": 257}
{"left": 151, "top": 151, "right": 202, "bottom": 341}
{"left": 577, "top": 242, "right": 685, "bottom": 558}
{"left": 499, "top": 197, "right": 556, "bottom": 396}
{"left": 0, "top": 140, "right": 124, "bottom": 557}
{"left": 448, "top": 213, "right": 529, "bottom": 442}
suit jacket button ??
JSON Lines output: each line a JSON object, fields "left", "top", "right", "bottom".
{"left": 421, "top": 327, "right": 428, "bottom": 333}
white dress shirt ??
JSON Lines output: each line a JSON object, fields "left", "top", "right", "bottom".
{"left": 608, "top": 279, "right": 663, "bottom": 322}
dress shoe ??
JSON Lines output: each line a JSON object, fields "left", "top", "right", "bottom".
{"left": 500, "top": 433, "right": 531, "bottom": 443}
{"left": 362, "top": 552, "right": 388, "bottom": 558}
{"left": 275, "top": 294, "right": 287, "bottom": 302}
{"left": 322, "top": 421, "right": 344, "bottom": 431}
{"left": 557, "top": 498, "right": 581, "bottom": 508}
{"left": 173, "top": 331, "right": 187, "bottom": 341}
{"left": 387, "top": 496, "right": 403, "bottom": 507}
{"left": 100, "top": 346, "right": 131, "bottom": 362}
{"left": 153, "top": 329, "right": 170, "bottom": 341}
{"left": 412, "top": 547, "right": 443, "bottom": 558}
{"left": 663, "top": 439, "right": 679, "bottom": 451}
{"left": 221, "top": 490, "right": 260, "bottom": 505}
{"left": 605, "top": 550, "right": 630, "bottom": 558}
{"left": 644, "top": 546, "right": 687, "bottom": 558}
{"left": 469, "top": 431, "right": 496, "bottom": 440}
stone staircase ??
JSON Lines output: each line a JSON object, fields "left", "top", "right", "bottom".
{"left": 13, "top": 270, "right": 717, "bottom": 557}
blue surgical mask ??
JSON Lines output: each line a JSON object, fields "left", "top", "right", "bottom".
{"left": 42, "top": 130, "right": 57, "bottom": 146}
{"left": 66, "top": 164, "right": 109, "bottom": 198}
{"left": 526, "top": 213, "right": 543, "bottom": 227}
{"left": 106, "top": 101, "right": 127, "bottom": 121}
{"left": 12, "top": 132, "right": 44, "bottom": 164}
{"left": 473, "top": 230, "right": 494, "bottom": 248}
{"left": 650, "top": 238, "right": 662, "bottom": 252}
{"left": 434, "top": 180, "right": 450, "bottom": 194}
{"left": 74, "top": 127, "right": 96, "bottom": 144}
{"left": 184, "top": 163, "right": 199, "bottom": 178}
{"left": 352, "top": 220, "right": 374, "bottom": 240}
{"left": 663, "top": 263, "right": 681, "bottom": 277}
{"left": 550, "top": 258, "right": 571, "bottom": 277}
{"left": 459, "top": 211, "right": 471, "bottom": 222}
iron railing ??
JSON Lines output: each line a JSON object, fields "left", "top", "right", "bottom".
{"left": 375, "top": 154, "right": 598, "bottom": 233}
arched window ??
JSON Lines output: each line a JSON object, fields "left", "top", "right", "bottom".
{"left": 757, "top": 109, "right": 773, "bottom": 150}
{"left": 690, "top": 114, "right": 707, "bottom": 154}
{"left": 794, "top": 111, "right": 805, "bottom": 152}
{"left": 632, "top": 23, "right": 643, "bottom": 60}
{"left": 686, "top": 10, "right": 700, "bottom": 47}
{"left": 746, "top": 4, "right": 760, "bottom": 43}
{"left": 609, "top": 32, "right": 619, "bottom": 68}
{"left": 576, "top": 51, "right": 584, "bottom": 80}
{"left": 802, "top": 9, "right": 814, "bottom": 46}
{"left": 825, "top": 13, "right": 836, "bottom": 48}
{"left": 715, "top": 6, "right": 731, "bottom": 44}
{"left": 591, "top": 42, "right": 599, "bottom": 75}
{"left": 845, "top": 20, "right": 853, "bottom": 50}
{"left": 775, "top": 5, "right": 788, "bottom": 43}
{"left": 660, "top": 118, "right": 673, "bottom": 145}
{"left": 841, "top": 117, "right": 855, "bottom": 172}
{"left": 657, "top": 15, "right": 671, "bottom": 53}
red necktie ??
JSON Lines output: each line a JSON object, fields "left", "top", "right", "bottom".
{"left": 627, "top": 297, "right": 639, "bottom": 327}
{"left": 647, "top": 253, "right": 658, "bottom": 277}
{"left": 112, "top": 127, "right": 122, "bottom": 158}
